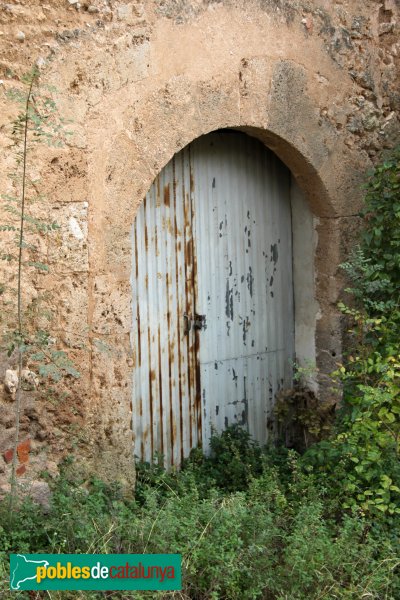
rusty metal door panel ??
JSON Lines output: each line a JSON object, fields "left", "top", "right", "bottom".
{"left": 132, "top": 130, "right": 294, "bottom": 465}
{"left": 191, "top": 131, "right": 294, "bottom": 451}
{"left": 131, "top": 146, "right": 200, "bottom": 466}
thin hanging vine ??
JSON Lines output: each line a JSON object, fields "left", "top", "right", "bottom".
{"left": 1, "top": 69, "right": 80, "bottom": 516}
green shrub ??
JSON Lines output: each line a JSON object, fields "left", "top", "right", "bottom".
{"left": 357, "top": 147, "right": 400, "bottom": 314}
{"left": 304, "top": 147, "right": 400, "bottom": 521}
{"left": 0, "top": 439, "right": 399, "bottom": 600}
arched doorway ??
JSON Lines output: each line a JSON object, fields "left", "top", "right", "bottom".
{"left": 131, "top": 130, "right": 295, "bottom": 466}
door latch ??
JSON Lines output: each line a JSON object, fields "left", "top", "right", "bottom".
{"left": 193, "top": 314, "right": 206, "bottom": 331}
{"left": 183, "top": 313, "right": 206, "bottom": 334}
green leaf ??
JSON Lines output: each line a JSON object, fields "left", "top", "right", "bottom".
{"left": 25, "top": 261, "right": 49, "bottom": 271}
{"left": 0, "top": 225, "right": 17, "bottom": 232}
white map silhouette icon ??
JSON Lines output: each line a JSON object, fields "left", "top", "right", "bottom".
{"left": 11, "top": 554, "right": 49, "bottom": 590}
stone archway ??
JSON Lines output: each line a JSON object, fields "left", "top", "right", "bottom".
{"left": 84, "top": 55, "right": 364, "bottom": 478}
{"left": 2, "top": 0, "right": 383, "bottom": 487}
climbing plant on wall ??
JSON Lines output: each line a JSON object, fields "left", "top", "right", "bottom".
{"left": 305, "top": 146, "right": 400, "bottom": 519}
{"left": 0, "top": 68, "right": 79, "bottom": 515}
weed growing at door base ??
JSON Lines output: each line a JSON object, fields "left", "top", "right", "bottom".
{"left": 0, "top": 427, "right": 399, "bottom": 600}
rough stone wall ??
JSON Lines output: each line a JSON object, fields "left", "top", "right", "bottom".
{"left": 0, "top": 0, "right": 399, "bottom": 496}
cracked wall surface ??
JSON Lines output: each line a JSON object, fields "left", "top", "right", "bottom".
{"left": 0, "top": 0, "right": 399, "bottom": 496}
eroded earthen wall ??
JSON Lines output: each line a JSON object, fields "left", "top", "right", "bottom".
{"left": 0, "top": 0, "right": 399, "bottom": 498}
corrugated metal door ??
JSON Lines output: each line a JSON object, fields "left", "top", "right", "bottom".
{"left": 132, "top": 131, "right": 294, "bottom": 465}
{"left": 192, "top": 132, "right": 294, "bottom": 451}
{"left": 131, "top": 146, "right": 200, "bottom": 466}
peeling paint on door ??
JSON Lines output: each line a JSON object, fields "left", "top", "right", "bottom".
{"left": 192, "top": 132, "right": 294, "bottom": 452}
{"left": 132, "top": 131, "right": 294, "bottom": 466}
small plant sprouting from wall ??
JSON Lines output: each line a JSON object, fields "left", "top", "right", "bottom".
{"left": 0, "top": 68, "right": 80, "bottom": 515}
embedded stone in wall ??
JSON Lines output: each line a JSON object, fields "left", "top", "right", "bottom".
{"left": 48, "top": 202, "right": 89, "bottom": 272}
